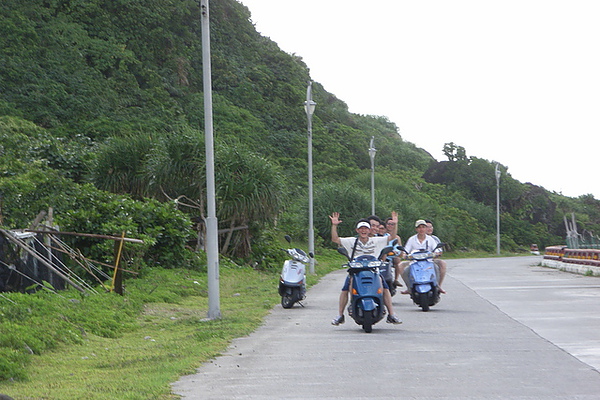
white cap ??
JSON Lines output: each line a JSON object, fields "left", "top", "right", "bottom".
{"left": 356, "top": 221, "right": 371, "bottom": 229}
{"left": 415, "top": 219, "right": 427, "bottom": 227}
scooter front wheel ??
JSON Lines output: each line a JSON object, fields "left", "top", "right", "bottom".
{"left": 419, "top": 292, "right": 430, "bottom": 312}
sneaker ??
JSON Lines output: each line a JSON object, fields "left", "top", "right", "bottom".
{"left": 386, "top": 314, "right": 402, "bottom": 324}
{"left": 331, "top": 315, "right": 345, "bottom": 325}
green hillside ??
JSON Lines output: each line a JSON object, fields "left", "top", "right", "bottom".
{"left": 1, "top": 0, "right": 599, "bottom": 266}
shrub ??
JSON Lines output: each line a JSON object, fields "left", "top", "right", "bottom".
{"left": 0, "top": 169, "right": 196, "bottom": 271}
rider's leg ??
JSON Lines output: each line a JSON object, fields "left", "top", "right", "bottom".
{"left": 332, "top": 277, "right": 350, "bottom": 325}
{"left": 382, "top": 284, "right": 402, "bottom": 324}
{"left": 338, "top": 275, "right": 351, "bottom": 315}
{"left": 338, "top": 290, "right": 349, "bottom": 315}
{"left": 434, "top": 259, "right": 447, "bottom": 293}
{"left": 383, "top": 288, "right": 395, "bottom": 315}
{"left": 397, "top": 261, "right": 411, "bottom": 293}
{"left": 395, "top": 259, "right": 408, "bottom": 284}
{"left": 392, "top": 257, "right": 403, "bottom": 286}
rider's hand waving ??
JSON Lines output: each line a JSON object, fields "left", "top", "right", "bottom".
{"left": 329, "top": 212, "right": 342, "bottom": 226}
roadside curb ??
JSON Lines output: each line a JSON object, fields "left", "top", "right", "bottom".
{"left": 541, "top": 258, "right": 600, "bottom": 276}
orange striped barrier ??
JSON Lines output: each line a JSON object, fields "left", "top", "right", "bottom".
{"left": 546, "top": 247, "right": 600, "bottom": 266}
{"left": 543, "top": 246, "right": 565, "bottom": 261}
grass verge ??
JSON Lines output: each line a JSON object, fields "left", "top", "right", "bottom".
{"left": 0, "top": 251, "right": 343, "bottom": 400}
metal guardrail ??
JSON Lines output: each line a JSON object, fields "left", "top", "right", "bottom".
{"left": 566, "top": 235, "right": 600, "bottom": 250}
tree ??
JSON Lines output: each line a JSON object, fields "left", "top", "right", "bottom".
{"left": 215, "top": 143, "right": 284, "bottom": 257}
{"left": 96, "top": 129, "right": 285, "bottom": 258}
{"left": 443, "top": 142, "right": 469, "bottom": 163}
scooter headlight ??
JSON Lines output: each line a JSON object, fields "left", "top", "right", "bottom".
{"left": 289, "top": 249, "right": 309, "bottom": 263}
{"left": 349, "top": 262, "right": 363, "bottom": 268}
{"left": 368, "top": 261, "right": 382, "bottom": 268}
{"left": 296, "top": 254, "right": 309, "bottom": 263}
{"left": 410, "top": 252, "right": 430, "bottom": 261}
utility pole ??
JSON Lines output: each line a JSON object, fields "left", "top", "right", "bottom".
{"left": 495, "top": 163, "right": 501, "bottom": 255}
{"left": 201, "top": 0, "right": 220, "bottom": 319}
{"left": 305, "top": 81, "right": 316, "bottom": 274}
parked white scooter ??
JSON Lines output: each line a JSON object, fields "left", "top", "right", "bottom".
{"left": 278, "top": 235, "right": 311, "bottom": 308}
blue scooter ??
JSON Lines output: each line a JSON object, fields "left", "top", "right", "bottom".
{"left": 337, "top": 246, "right": 392, "bottom": 333}
{"left": 398, "top": 242, "right": 445, "bottom": 311}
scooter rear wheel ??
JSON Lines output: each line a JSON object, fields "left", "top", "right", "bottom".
{"left": 281, "top": 287, "right": 299, "bottom": 309}
{"left": 281, "top": 294, "right": 294, "bottom": 308}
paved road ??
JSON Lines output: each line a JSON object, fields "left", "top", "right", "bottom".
{"left": 172, "top": 256, "right": 600, "bottom": 399}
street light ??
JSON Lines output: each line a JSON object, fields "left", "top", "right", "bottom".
{"left": 305, "top": 81, "right": 316, "bottom": 274}
{"left": 495, "top": 163, "right": 501, "bottom": 255}
{"left": 200, "top": 0, "right": 220, "bottom": 319}
{"left": 368, "top": 136, "right": 376, "bottom": 215}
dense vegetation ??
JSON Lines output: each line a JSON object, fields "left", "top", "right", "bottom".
{"left": 2, "top": 0, "right": 600, "bottom": 268}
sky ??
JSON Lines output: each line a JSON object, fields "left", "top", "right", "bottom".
{"left": 238, "top": 0, "right": 600, "bottom": 199}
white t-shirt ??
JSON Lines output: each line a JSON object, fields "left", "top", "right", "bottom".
{"left": 403, "top": 234, "right": 441, "bottom": 254}
{"left": 430, "top": 234, "right": 443, "bottom": 252}
{"left": 340, "top": 236, "right": 389, "bottom": 259}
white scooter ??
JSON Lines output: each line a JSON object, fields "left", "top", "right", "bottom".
{"left": 278, "top": 235, "right": 311, "bottom": 308}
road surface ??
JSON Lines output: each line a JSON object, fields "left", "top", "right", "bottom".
{"left": 172, "top": 256, "right": 600, "bottom": 399}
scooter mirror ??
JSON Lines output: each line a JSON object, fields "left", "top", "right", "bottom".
{"left": 435, "top": 242, "right": 446, "bottom": 250}
{"left": 337, "top": 246, "right": 350, "bottom": 260}
{"left": 284, "top": 235, "right": 292, "bottom": 244}
{"left": 378, "top": 246, "right": 394, "bottom": 259}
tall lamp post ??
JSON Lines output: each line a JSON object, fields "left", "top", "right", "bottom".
{"left": 369, "top": 137, "right": 376, "bottom": 215}
{"left": 201, "top": 0, "right": 220, "bottom": 319}
{"left": 495, "top": 163, "right": 501, "bottom": 255}
{"left": 305, "top": 81, "right": 316, "bottom": 274}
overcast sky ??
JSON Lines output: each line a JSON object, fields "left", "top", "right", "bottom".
{"left": 239, "top": 0, "right": 600, "bottom": 199}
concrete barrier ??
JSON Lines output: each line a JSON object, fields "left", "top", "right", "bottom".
{"left": 543, "top": 246, "right": 600, "bottom": 276}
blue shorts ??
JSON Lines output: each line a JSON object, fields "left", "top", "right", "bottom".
{"left": 341, "top": 274, "right": 389, "bottom": 291}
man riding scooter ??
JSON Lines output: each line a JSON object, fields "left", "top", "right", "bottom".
{"left": 396, "top": 219, "right": 445, "bottom": 294}
{"left": 329, "top": 212, "right": 402, "bottom": 326}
